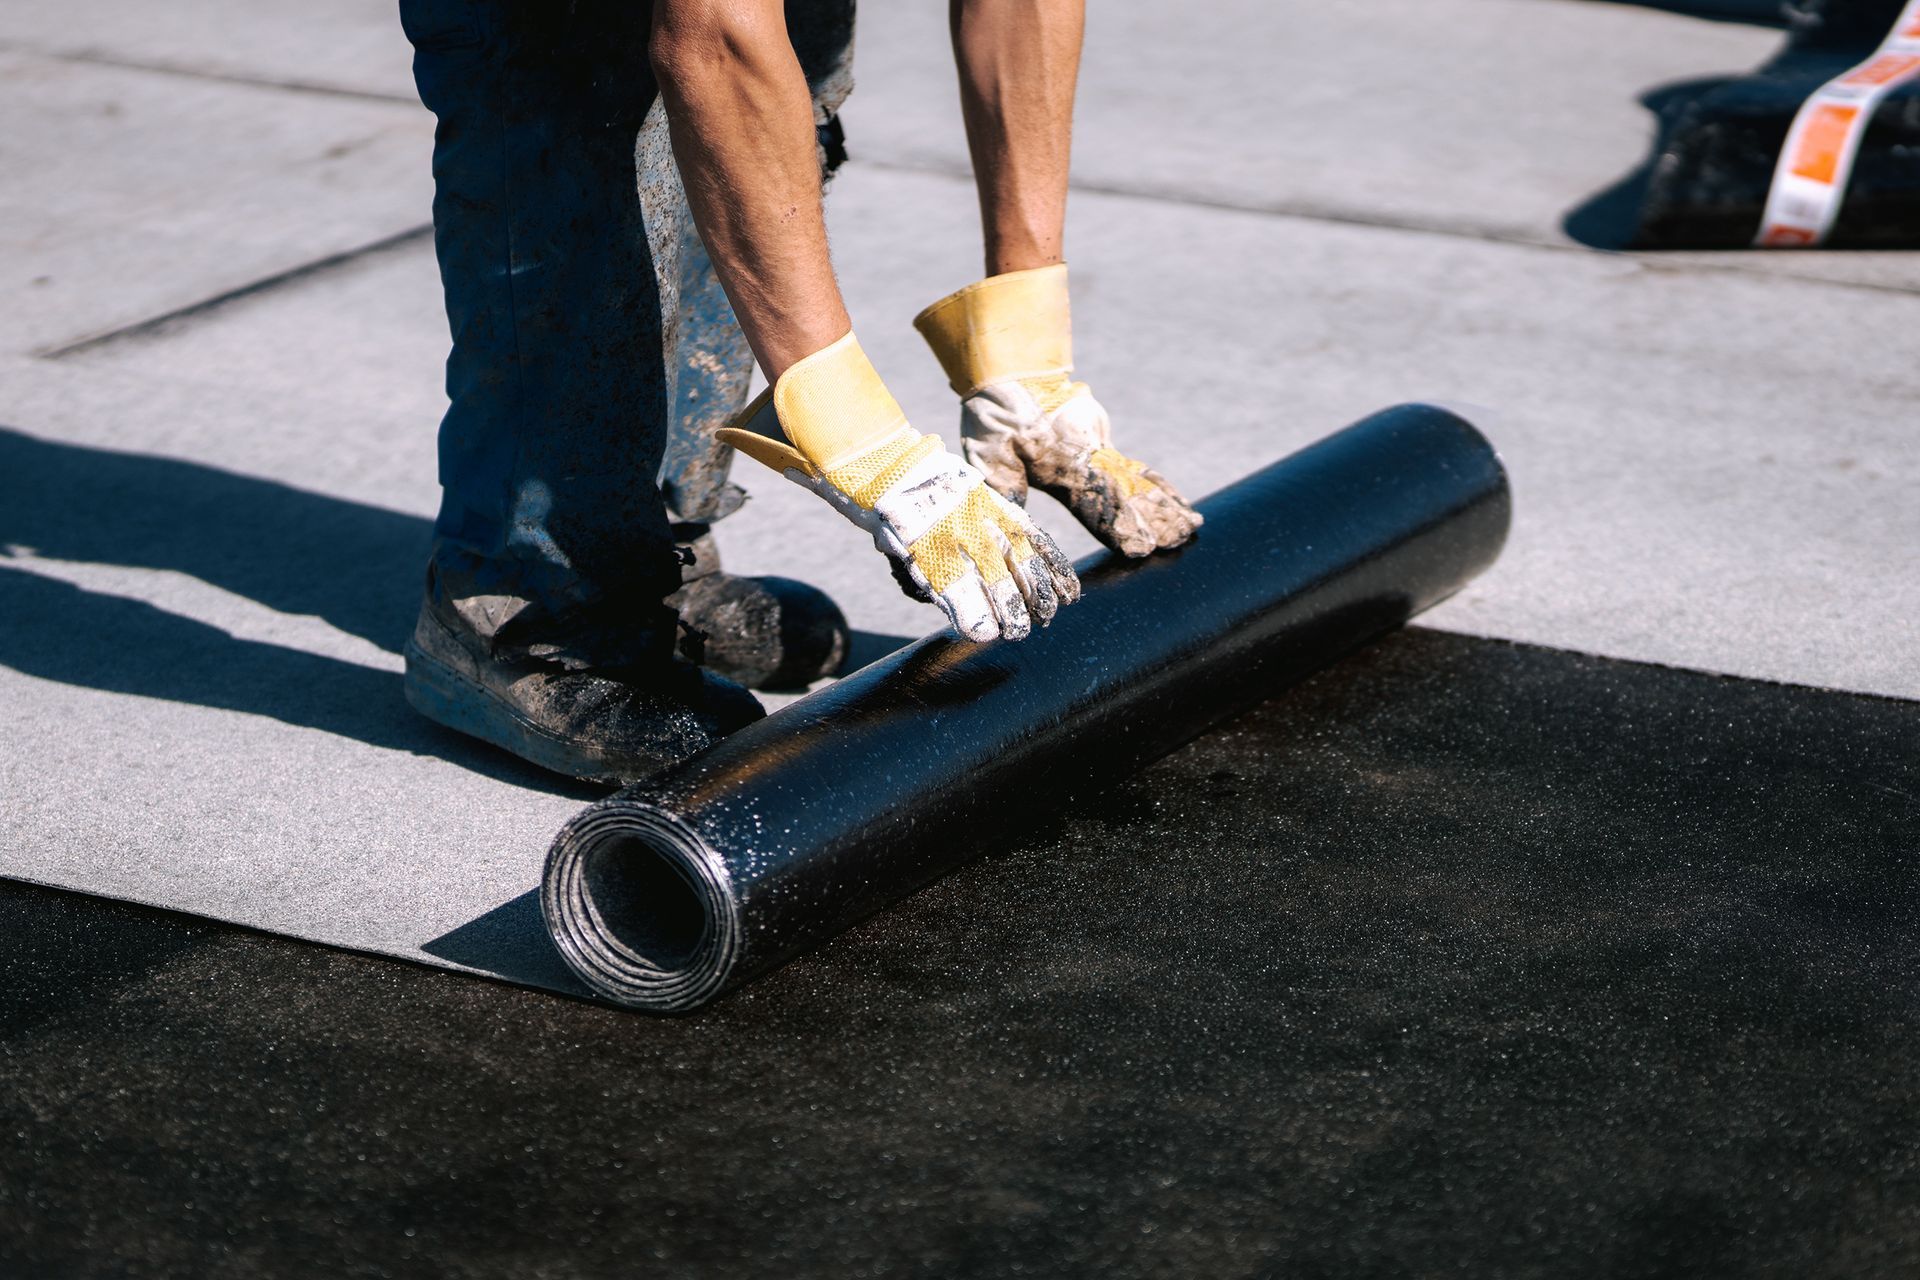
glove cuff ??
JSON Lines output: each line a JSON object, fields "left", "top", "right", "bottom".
{"left": 913, "top": 263, "right": 1073, "bottom": 398}
{"left": 774, "top": 331, "right": 912, "bottom": 470}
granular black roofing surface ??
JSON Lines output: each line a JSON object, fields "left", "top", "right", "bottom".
{"left": 4, "top": 628, "right": 1917, "bottom": 1278}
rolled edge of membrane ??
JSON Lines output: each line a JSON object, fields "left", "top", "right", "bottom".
{"left": 1410, "top": 401, "right": 1513, "bottom": 559}
{"left": 542, "top": 798, "right": 739, "bottom": 1012}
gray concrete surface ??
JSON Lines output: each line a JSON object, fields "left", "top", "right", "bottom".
{"left": 8, "top": 0, "right": 1911, "bottom": 293}
{"left": 0, "top": 48, "right": 431, "bottom": 354}
{"left": 1, "top": 0, "right": 1915, "bottom": 988}
{"left": 0, "top": 0, "right": 416, "bottom": 101}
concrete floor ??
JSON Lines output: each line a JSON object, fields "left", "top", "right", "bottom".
{"left": 1, "top": 1, "right": 1918, "bottom": 1270}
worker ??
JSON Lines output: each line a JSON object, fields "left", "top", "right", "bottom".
{"left": 400, "top": 0, "right": 1199, "bottom": 785}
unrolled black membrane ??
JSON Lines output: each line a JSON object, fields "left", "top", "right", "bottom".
{"left": 1604, "top": 0, "right": 1920, "bottom": 248}
{"left": 542, "top": 405, "right": 1511, "bottom": 1012}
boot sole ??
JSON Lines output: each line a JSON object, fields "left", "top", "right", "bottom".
{"left": 402, "top": 638, "right": 632, "bottom": 786}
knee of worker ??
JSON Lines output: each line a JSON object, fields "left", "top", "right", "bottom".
{"left": 648, "top": 0, "right": 781, "bottom": 97}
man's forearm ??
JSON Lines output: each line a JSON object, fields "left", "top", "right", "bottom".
{"left": 950, "top": 0, "right": 1085, "bottom": 276}
{"left": 652, "top": 0, "right": 850, "bottom": 378}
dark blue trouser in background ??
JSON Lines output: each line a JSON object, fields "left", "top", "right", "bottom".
{"left": 400, "top": 0, "right": 853, "bottom": 671}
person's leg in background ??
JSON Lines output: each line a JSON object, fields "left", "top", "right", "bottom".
{"left": 652, "top": 0, "right": 857, "bottom": 689}
{"left": 400, "top": 0, "right": 762, "bottom": 784}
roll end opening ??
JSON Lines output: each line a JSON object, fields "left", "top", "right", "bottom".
{"left": 580, "top": 835, "right": 711, "bottom": 973}
{"left": 543, "top": 802, "right": 737, "bottom": 1013}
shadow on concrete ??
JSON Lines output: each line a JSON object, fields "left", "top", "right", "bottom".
{"left": 0, "top": 426, "right": 427, "bottom": 654}
{"left": 0, "top": 428, "right": 610, "bottom": 794}
{"left": 0, "top": 562, "right": 605, "bottom": 797}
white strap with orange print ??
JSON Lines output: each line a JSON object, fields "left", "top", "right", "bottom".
{"left": 1755, "top": 0, "right": 1920, "bottom": 247}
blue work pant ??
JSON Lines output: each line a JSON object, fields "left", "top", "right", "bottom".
{"left": 400, "top": 0, "right": 853, "bottom": 669}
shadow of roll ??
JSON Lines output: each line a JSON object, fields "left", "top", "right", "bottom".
{"left": 542, "top": 404, "right": 1512, "bottom": 1012}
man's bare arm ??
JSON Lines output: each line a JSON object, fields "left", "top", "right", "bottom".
{"left": 650, "top": 0, "right": 850, "bottom": 378}
{"left": 950, "top": 0, "right": 1085, "bottom": 276}
{"left": 925, "top": 0, "right": 1200, "bottom": 558}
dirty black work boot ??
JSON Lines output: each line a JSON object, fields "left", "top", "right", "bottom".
{"left": 667, "top": 524, "right": 850, "bottom": 691}
{"left": 403, "top": 587, "right": 764, "bottom": 786}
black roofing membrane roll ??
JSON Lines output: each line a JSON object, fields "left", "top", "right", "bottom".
{"left": 543, "top": 404, "right": 1512, "bottom": 1012}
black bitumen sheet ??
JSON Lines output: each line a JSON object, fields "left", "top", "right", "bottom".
{"left": 5, "top": 630, "right": 1919, "bottom": 1278}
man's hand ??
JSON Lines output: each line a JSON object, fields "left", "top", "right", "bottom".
{"left": 954, "top": 374, "right": 1200, "bottom": 559}
{"left": 916, "top": 263, "right": 1202, "bottom": 558}
{"left": 718, "top": 333, "right": 1080, "bottom": 643}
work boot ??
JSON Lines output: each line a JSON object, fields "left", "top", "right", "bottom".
{"left": 403, "top": 580, "right": 764, "bottom": 786}
{"left": 667, "top": 523, "right": 850, "bottom": 691}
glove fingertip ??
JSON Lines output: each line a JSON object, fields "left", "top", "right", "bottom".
{"left": 1054, "top": 565, "right": 1082, "bottom": 606}
{"left": 1019, "top": 557, "right": 1061, "bottom": 625}
{"left": 991, "top": 576, "right": 1033, "bottom": 640}
{"left": 1140, "top": 467, "right": 1194, "bottom": 509}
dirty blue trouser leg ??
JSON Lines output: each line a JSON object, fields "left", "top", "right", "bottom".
{"left": 403, "top": 0, "right": 856, "bottom": 667}
{"left": 403, "top": 0, "right": 679, "bottom": 671}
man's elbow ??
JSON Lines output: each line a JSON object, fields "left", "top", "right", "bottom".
{"left": 649, "top": 1, "right": 781, "bottom": 98}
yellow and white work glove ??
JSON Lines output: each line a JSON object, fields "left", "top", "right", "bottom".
{"left": 914, "top": 263, "right": 1202, "bottom": 559}
{"left": 716, "top": 332, "right": 1080, "bottom": 643}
